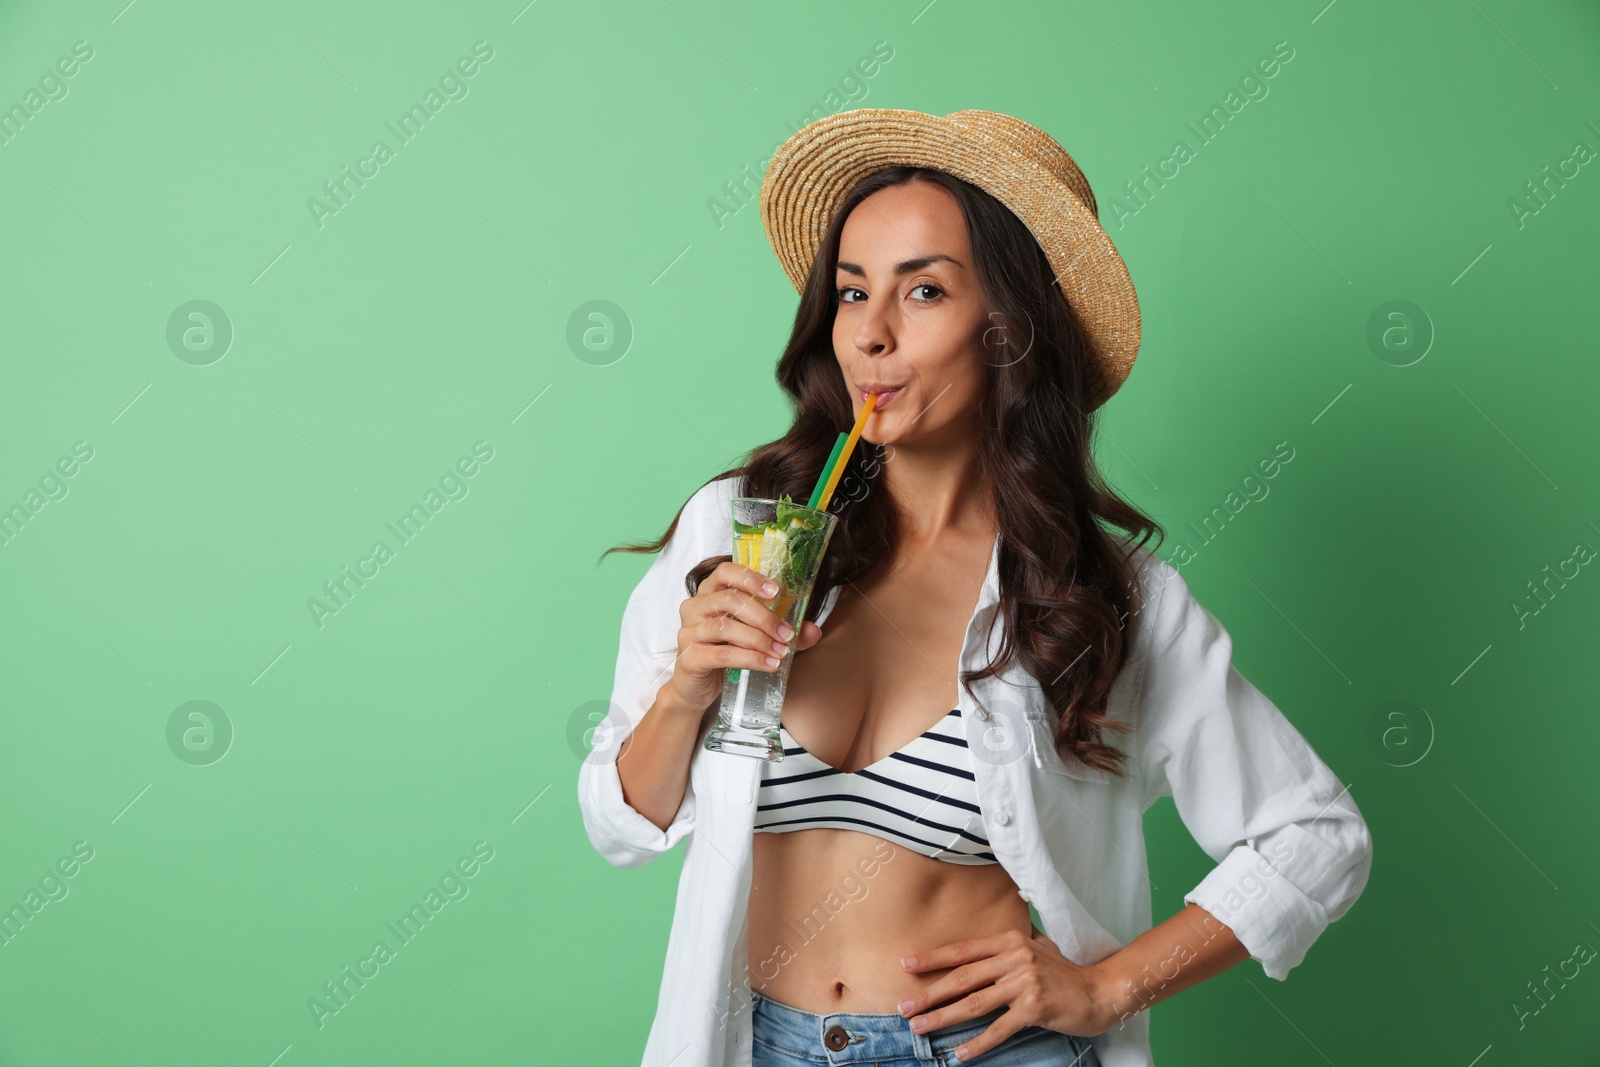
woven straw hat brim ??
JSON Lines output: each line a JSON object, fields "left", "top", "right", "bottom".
{"left": 758, "top": 107, "right": 1140, "bottom": 409}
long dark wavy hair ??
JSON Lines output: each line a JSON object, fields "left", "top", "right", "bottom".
{"left": 602, "top": 166, "right": 1165, "bottom": 778}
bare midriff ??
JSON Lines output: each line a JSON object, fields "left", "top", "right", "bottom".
{"left": 746, "top": 520, "right": 1034, "bottom": 1014}
{"left": 749, "top": 829, "right": 1032, "bottom": 1012}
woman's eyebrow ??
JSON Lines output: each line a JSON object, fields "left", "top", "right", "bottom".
{"left": 836, "top": 253, "right": 964, "bottom": 277}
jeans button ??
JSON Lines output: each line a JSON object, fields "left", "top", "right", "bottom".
{"left": 823, "top": 1024, "right": 850, "bottom": 1051}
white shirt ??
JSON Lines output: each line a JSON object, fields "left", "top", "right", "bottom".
{"left": 579, "top": 474, "right": 1372, "bottom": 1067}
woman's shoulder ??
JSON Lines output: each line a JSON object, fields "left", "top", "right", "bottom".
{"left": 1101, "top": 530, "right": 1192, "bottom": 653}
{"left": 1103, "top": 530, "right": 1184, "bottom": 599}
{"left": 665, "top": 473, "right": 742, "bottom": 555}
{"left": 682, "top": 473, "right": 741, "bottom": 525}
{"left": 687, "top": 472, "right": 742, "bottom": 511}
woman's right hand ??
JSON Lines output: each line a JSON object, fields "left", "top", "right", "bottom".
{"left": 664, "top": 561, "right": 824, "bottom": 713}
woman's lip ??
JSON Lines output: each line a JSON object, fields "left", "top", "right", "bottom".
{"left": 861, "top": 387, "right": 902, "bottom": 409}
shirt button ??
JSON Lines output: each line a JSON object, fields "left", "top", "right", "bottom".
{"left": 993, "top": 811, "right": 1011, "bottom": 826}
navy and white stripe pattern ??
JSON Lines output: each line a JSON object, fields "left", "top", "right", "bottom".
{"left": 754, "top": 707, "right": 998, "bottom": 864}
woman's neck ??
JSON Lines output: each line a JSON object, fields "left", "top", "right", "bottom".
{"left": 879, "top": 436, "right": 994, "bottom": 549}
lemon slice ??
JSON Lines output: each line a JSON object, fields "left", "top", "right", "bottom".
{"left": 736, "top": 531, "right": 764, "bottom": 571}
{"left": 756, "top": 527, "right": 789, "bottom": 581}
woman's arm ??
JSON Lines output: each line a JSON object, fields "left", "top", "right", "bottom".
{"left": 577, "top": 489, "right": 714, "bottom": 869}
{"left": 1086, "top": 902, "right": 1250, "bottom": 1028}
{"left": 1132, "top": 558, "right": 1374, "bottom": 982}
{"left": 579, "top": 475, "right": 811, "bottom": 865}
{"left": 893, "top": 905, "right": 1251, "bottom": 1048}
{"left": 616, "top": 683, "right": 711, "bottom": 832}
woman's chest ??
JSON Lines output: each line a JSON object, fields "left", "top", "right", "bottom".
{"left": 780, "top": 538, "right": 991, "bottom": 773}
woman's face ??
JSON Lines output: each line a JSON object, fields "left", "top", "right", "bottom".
{"left": 832, "top": 180, "right": 990, "bottom": 448}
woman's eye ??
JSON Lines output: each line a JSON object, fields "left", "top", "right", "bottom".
{"left": 834, "top": 283, "right": 942, "bottom": 304}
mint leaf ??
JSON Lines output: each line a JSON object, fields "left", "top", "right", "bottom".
{"left": 781, "top": 518, "right": 827, "bottom": 591}
{"left": 775, "top": 496, "right": 815, "bottom": 530}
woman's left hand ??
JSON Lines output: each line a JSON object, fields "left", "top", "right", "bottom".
{"left": 896, "top": 926, "right": 1113, "bottom": 1060}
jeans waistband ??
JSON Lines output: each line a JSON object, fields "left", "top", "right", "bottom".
{"left": 751, "top": 989, "right": 1009, "bottom": 1062}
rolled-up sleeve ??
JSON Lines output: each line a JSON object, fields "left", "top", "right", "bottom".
{"left": 577, "top": 484, "right": 716, "bottom": 869}
{"left": 1134, "top": 561, "right": 1373, "bottom": 981}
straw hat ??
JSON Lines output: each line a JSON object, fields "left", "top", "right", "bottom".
{"left": 758, "top": 107, "right": 1140, "bottom": 409}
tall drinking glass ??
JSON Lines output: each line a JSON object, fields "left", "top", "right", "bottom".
{"left": 703, "top": 497, "right": 838, "bottom": 761}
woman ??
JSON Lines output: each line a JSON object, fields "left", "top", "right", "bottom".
{"left": 581, "top": 108, "right": 1372, "bottom": 1067}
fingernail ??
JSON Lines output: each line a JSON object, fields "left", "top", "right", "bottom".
{"left": 911, "top": 1016, "right": 927, "bottom": 1032}
{"left": 897, "top": 999, "right": 914, "bottom": 1015}
{"left": 952, "top": 1047, "right": 967, "bottom": 1061}
{"left": 772, "top": 639, "right": 787, "bottom": 655}
{"left": 762, "top": 580, "right": 777, "bottom": 595}
{"left": 765, "top": 655, "right": 780, "bottom": 667}
{"left": 778, "top": 623, "right": 794, "bottom": 641}
{"left": 901, "top": 955, "right": 915, "bottom": 968}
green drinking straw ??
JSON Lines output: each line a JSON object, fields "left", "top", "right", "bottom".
{"left": 806, "top": 433, "right": 848, "bottom": 509}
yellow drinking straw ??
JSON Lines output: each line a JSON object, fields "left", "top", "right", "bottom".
{"left": 814, "top": 392, "right": 877, "bottom": 512}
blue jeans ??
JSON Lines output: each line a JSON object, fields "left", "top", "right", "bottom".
{"left": 750, "top": 989, "right": 1101, "bottom": 1066}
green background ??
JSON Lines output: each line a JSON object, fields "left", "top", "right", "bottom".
{"left": 2, "top": 0, "right": 1597, "bottom": 1063}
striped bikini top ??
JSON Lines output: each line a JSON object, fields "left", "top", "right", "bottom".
{"left": 753, "top": 707, "right": 998, "bottom": 864}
